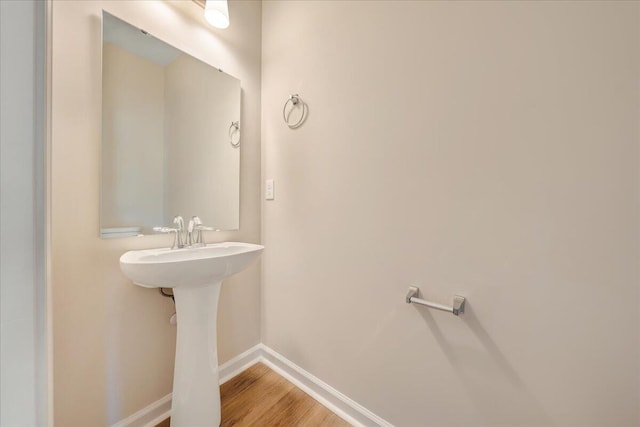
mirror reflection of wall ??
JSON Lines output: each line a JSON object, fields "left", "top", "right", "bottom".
{"left": 101, "top": 11, "right": 240, "bottom": 238}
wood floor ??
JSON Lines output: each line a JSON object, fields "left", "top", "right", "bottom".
{"left": 156, "top": 363, "right": 350, "bottom": 426}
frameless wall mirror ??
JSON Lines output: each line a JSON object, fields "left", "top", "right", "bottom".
{"left": 101, "top": 11, "right": 240, "bottom": 238}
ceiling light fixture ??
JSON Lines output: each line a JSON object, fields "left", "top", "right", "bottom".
{"left": 202, "top": 0, "right": 229, "bottom": 29}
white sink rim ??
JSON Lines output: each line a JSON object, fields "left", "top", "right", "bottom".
{"left": 120, "top": 241, "right": 264, "bottom": 288}
{"left": 121, "top": 241, "right": 263, "bottom": 264}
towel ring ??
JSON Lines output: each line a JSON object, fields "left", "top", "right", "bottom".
{"left": 229, "top": 121, "right": 240, "bottom": 147}
{"left": 282, "top": 94, "right": 307, "bottom": 129}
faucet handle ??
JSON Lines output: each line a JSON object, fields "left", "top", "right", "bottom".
{"left": 153, "top": 226, "right": 177, "bottom": 233}
{"left": 194, "top": 225, "right": 214, "bottom": 246}
{"left": 186, "top": 216, "right": 200, "bottom": 247}
{"left": 188, "top": 216, "right": 214, "bottom": 246}
{"left": 154, "top": 216, "right": 186, "bottom": 250}
{"left": 188, "top": 216, "right": 202, "bottom": 232}
{"left": 152, "top": 226, "right": 181, "bottom": 250}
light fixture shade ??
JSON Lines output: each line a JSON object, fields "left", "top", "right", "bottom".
{"left": 204, "top": 0, "right": 229, "bottom": 29}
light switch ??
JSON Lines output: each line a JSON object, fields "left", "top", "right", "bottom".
{"left": 265, "top": 179, "right": 275, "bottom": 200}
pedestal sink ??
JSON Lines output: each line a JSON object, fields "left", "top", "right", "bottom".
{"left": 120, "top": 242, "right": 264, "bottom": 427}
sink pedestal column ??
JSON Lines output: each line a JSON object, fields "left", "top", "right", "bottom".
{"left": 171, "top": 282, "right": 222, "bottom": 427}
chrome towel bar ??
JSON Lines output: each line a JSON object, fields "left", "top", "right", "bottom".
{"left": 406, "top": 286, "right": 466, "bottom": 316}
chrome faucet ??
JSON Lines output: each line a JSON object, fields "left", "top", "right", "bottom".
{"left": 187, "top": 216, "right": 214, "bottom": 247}
{"left": 153, "top": 215, "right": 186, "bottom": 249}
{"left": 155, "top": 215, "right": 214, "bottom": 249}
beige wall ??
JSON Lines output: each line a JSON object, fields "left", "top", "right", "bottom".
{"left": 102, "top": 42, "right": 165, "bottom": 229}
{"left": 261, "top": 1, "right": 639, "bottom": 426}
{"left": 51, "top": 1, "right": 261, "bottom": 425}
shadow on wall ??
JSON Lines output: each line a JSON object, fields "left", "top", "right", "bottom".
{"left": 418, "top": 304, "right": 552, "bottom": 426}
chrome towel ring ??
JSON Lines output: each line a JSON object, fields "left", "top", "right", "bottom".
{"left": 229, "top": 121, "right": 240, "bottom": 147}
{"left": 282, "top": 94, "right": 307, "bottom": 129}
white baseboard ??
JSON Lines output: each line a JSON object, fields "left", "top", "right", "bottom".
{"left": 111, "top": 344, "right": 392, "bottom": 427}
{"left": 218, "top": 343, "right": 263, "bottom": 384}
{"left": 110, "top": 393, "right": 171, "bottom": 427}
{"left": 257, "top": 344, "right": 393, "bottom": 427}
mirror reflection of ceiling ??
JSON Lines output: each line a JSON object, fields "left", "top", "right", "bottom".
{"left": 103, "top": 13, "right": 180, "bottom": 66}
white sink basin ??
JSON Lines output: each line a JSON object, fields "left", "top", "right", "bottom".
{"left": 120, "top": 242, "right": 264, "bottom": 288}
{"left": 119, "top": 242, "right": 263, "bottom": 427}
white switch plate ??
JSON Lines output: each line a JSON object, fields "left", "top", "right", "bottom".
{"left": 265, "top": 179, "right": 275, "bottom": 200}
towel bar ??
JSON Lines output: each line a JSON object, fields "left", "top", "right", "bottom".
{"left": 405, "top": 286, "right": 465, "bottom": 316}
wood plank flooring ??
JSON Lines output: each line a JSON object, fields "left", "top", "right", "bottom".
{"left": 156, "top": 363, "right": 350, "bottom": 426}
